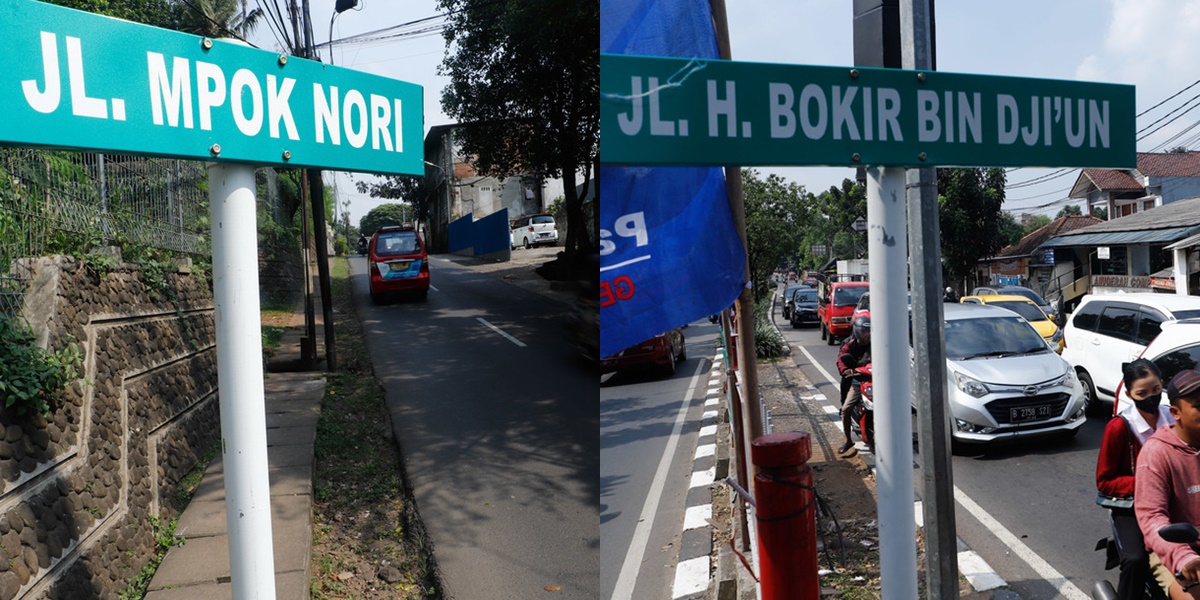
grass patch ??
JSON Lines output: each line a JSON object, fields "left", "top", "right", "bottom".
{"left": 261, "top": 325, "right": 286, "bottom": 353}
{"left": 310, "top": 255, "right": 440, "bottom": 599}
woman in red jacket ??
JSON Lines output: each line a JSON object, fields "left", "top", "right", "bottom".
{"left": 1097, "top": 358, "right": 1173, "bottom": 600}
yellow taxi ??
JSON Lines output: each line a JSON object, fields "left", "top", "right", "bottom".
{"left": 960, "top": 294, "right": 1063, "bottom": 353}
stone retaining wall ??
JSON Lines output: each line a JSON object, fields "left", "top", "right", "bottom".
{"left": 0, "top": 256, "right": 218, "bottom": 600}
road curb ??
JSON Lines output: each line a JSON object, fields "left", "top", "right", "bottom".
{"left": 701, "top": 287, "right": 1018, "bottom": 598}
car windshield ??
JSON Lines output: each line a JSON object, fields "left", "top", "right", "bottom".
{"left": 531, "top": 216, "right": 555, "bottom": 224}
{"left": 833, "top": 286, "right": 868, "bottom": 307}
{"left": 1001, "top": 288, "right": 1047, "bottom": 306}
{"left": 945, "top": 316, "right": 1050, "bottom": 360}
{"left": 989, "top": 301, "right": 1048, "bottom": 322}
{"left": 792, "top": 290, "right": 817, "bottom": 303}
{"left": 784, "top": 285, "right": 804, "bottom": 298}
{"left": 375, "top": 231, "right": 419, "bottom": 256}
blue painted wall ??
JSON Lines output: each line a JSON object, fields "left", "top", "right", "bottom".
{"left": 448, "top": 214, "right": 473, "bottom": 254}
{"left": 474, "top": 208, "right": 511, "bottom": 260}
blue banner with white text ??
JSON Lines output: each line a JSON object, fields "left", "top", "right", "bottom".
{"left": 599, "top": 0, "right": 747, "bottom": 359}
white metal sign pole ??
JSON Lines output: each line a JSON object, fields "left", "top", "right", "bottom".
{"left": 866, "top": 166, "right": 918, "bottom": 598}
{"left": 209, "top": 163, "right": 277, "bottom": 599}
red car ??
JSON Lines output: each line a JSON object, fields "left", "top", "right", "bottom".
{"left": 600, "top": 328, "right": 686, "bottom": 376}
{"left": 368, "top": 225, "right": 430, "bottom": 302}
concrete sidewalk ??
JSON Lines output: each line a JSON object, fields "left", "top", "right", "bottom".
{"left": 146, "top": 307, "right": 326, "bottom": 599}
{"left": 144, "top": 370, "right": 325, "bottom": 599}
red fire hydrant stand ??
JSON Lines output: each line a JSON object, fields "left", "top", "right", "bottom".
{"left": 752, "top": 431, "right": 819, "bottom": 600}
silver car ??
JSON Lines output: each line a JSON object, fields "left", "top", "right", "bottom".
{"left": 936, "top": 303, "right": 1086, "bottom": 445}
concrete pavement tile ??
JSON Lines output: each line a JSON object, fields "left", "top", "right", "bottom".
{"left": 150, "top": 534, "right": 229, "bottom": 588}
{"left": 269, "top": 464, "right": 313, "bottom": 497}
{"left": 266, "top": 424, "right": 316, "bottom": 447}
{"left": 267, "top": 443, "right": 315, "bottom": 468}
{"left": 189, "top": 461, "right": 226, "bottom": 504}
{"left": 175, "top": 498, "right": 227, "bottom": 538}
{"left": 265, "top": 409, "right": 319, "bottom": 428}
{"left": 145, "top": 569, "right": 308, "bottom": 600}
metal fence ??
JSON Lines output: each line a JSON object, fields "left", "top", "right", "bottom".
{"left": 0, "top": 149, "right": 210, "bottom": 317}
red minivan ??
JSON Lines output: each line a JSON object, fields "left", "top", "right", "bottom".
{"left": 819, "top": 281, "right": 869, "bottom": 345}
{"left": 368, "top": 225, "right": 430, "bottom": 302}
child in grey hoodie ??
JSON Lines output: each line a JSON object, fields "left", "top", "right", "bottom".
{"left": 1135, "top": 369, "right": 1200, "bottom": 599}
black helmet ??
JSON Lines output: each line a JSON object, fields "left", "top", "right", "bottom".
{"left": 852, "top": 313, "right": 871, "bottom": 342}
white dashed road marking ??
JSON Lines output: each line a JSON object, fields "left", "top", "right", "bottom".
{"left": 475, "top": 317, "right": 526, "bottom": 348}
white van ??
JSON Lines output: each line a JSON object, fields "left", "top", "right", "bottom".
{"left": 1061, "top": 293, "right": 1200, "bottom": 414}
{"left": 509, "top": 214, "right": 558, "bottom": 249}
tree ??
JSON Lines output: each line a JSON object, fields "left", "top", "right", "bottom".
{"left": 359, "top": 204, "right": 411, "bottom": 237}
{"left": 743, "top": 170, "right": 810, "bottom": 303}
{"left": 438, "top": 0, "right": 598, "bottom": 264}
{"left": 1168, "top": 146, "right": 1190, "bottom": 154}
{"left": 997, "top": 212, "right": 1025, "bottom": 247}
{"left": 799, "top": 179, "right": 867, "bottom": 268}
{"left": 47, "top": 0, "right": 183, "bottom": 29}
{"left": 1022, "top": 215, "right": 1051, "bottom": 236}
{"left": 1092, "top": 206, "right": 1109, "bottom": 220}
{"left": 1056, "top": 204, "right": 1082, "bottom": 218}
{"left": 938, "top": 168, "right": 1008, "bottom": 287}
{"left": 356, "top": 176, "right": 433, "bottom": 225}
{"left": 176, "top": 0, "right": 261, "bottom": 38}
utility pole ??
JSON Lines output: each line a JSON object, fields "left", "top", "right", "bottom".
{"left": 301, "top": 0, "right": 337, "bottom": 371}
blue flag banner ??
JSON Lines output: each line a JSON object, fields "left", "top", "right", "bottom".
{"left": 599, "top": 0, "right": 747, "bottom": 359}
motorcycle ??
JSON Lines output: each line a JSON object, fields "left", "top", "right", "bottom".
{"left": 848, "top": 363, "right": 875, "bottom": 454}
{"left": 1092, "top": 522, "right": 1199, "bottom": 600}
{"left": 355, "top": 238, "right": 368, "bottom": 256}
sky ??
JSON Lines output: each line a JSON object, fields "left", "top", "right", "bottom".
{"left": 725, "top": 0, "right": 1200, "bottom": 217}
{"left": 245, "top": 0, "right": 454, "bottom": 228}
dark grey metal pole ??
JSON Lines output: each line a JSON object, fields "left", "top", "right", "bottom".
{"left": 901, "top": 1, "right": 958, "bottom": 597}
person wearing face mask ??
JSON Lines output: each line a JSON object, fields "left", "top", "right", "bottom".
{"left": 1096, "top": 359, "right": 1173, "bottom": 600}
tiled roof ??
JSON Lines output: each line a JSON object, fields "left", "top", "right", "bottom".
{"left": 995, "top": 214, "right": 1105, "bottom": 258}
{"left": 1080, "top": 168, "right": 1143, "bottom": 191}
{"left": 1136, "top": 151, "right": 1200, "bottom": 177}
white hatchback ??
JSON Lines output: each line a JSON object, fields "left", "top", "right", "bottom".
{"left": 938, "top": 303, "right": 1086, "bottom": 445}
{"left": 1060, "top": 293, "right": 1200, "bottom": 414}
{"left": 1118, "top": 318, "right": 1200, "bottom": 414}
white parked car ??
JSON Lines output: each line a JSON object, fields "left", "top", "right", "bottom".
{"left": 936, "top": 303, "right": 1086, "bottom": 445}
{"left": 1116, "top": 318, "right": 1200, "bottom": 414}
{"left": 509, "top": 214, "right": 558, "bottom": 249}
{"left": 1060, "top": 293, "right": 1200, "bottom": 414}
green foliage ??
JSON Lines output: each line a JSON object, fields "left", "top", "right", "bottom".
{"left": 800, "top": 178, "right": 868, "bottom": 270}
{"left": 997, "top": 212, "right": 1025, "bottom": 247}
{"left": 118, "top": 516, "right": 185, "bottom": 600}
{"left": 46, "top": 0, "right": 185, "bottom": 30}
{"left": 359, "top": 203, "right": 412, "bottom": 237}
{"left": 438, "top": 0, "right": 598, "bottom": 254}
{"left": 743, "top": 169, "right": 812, "bottom": 303}
{"left": 547, "top": 196, "right": 565, "bottom": 216}
{"left": 1092, "top": 206, "right": 1109, "bottom": 220}
{"left": 0, "top": 316, "right": 82, "bottom": 416}
{"left": 356, "top": 177, "right": 429, "bottom": 227}
{"left": 1022, "top": 214, "right": 1052, "bottom": 237}
{"left": 938, "top": 168, "right": 1008, "bottom": 287}
{"left": 1056, "top": 204, "right": 1083, "bottom": 218}
{"left": 753, "top": 307, "right": 787, "bottom": 359}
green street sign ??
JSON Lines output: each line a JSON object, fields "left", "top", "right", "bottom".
{"left": 601, "top": 54, "right": 1136, "bottom": 169}
{"left": 0, "top": 0, "right": 423, "bottom": 176}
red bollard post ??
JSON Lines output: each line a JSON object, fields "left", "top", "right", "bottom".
{"left": 752, "top": 431, "right": 819, "bottom": 600}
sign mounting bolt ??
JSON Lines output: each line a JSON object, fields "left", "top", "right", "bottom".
{"left": 919, "top": 152, "right": 928, "bottom": 161}
{"left": 282, "top": 150, "right": 292, "bottom": 161}
{"left": 917, "top": 73, "right": 926, "bottom": 82}
{"left": 201, "top": 38, "right": 213, "bottom": 50}
{"left": 209, "top": 144, "right": 221, "bottom": 156}
{"left": 851, "top": 153, "right": 861, "bottom": 162}
{"left": 278, "top": 55, "right": 288, "bottom": 66}
{"left": 849, "top": 69, "right": 859, "bottom": 79}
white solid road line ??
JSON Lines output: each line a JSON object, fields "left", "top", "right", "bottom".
{"left": 953, "top": 486, "right": 1088, "bottom": 599}
{"left": 475, "top": 317, "right": 526, "bottom": 347}
{"left": 609, "top": 359, "right": 708, "bottom": 600}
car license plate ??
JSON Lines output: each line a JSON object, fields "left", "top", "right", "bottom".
{"left": 389, "top": 262, "right": 410, "bottom": 271}
{"left": 1010, "top": 405, "right": 1052, "bottom": 423}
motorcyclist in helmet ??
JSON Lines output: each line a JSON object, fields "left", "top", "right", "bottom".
{"left": 836, "top": 313, "right": 872, "bottom": 455}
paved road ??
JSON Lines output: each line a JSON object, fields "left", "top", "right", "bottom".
{"left": 600, "top": 322, "right": 718, "bottom": 600}
{"left": 350, "top": 254, "right": 599, "bottom": 600}
{"left": 770, "top": 285, "right": 1112, "bottom": 598}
